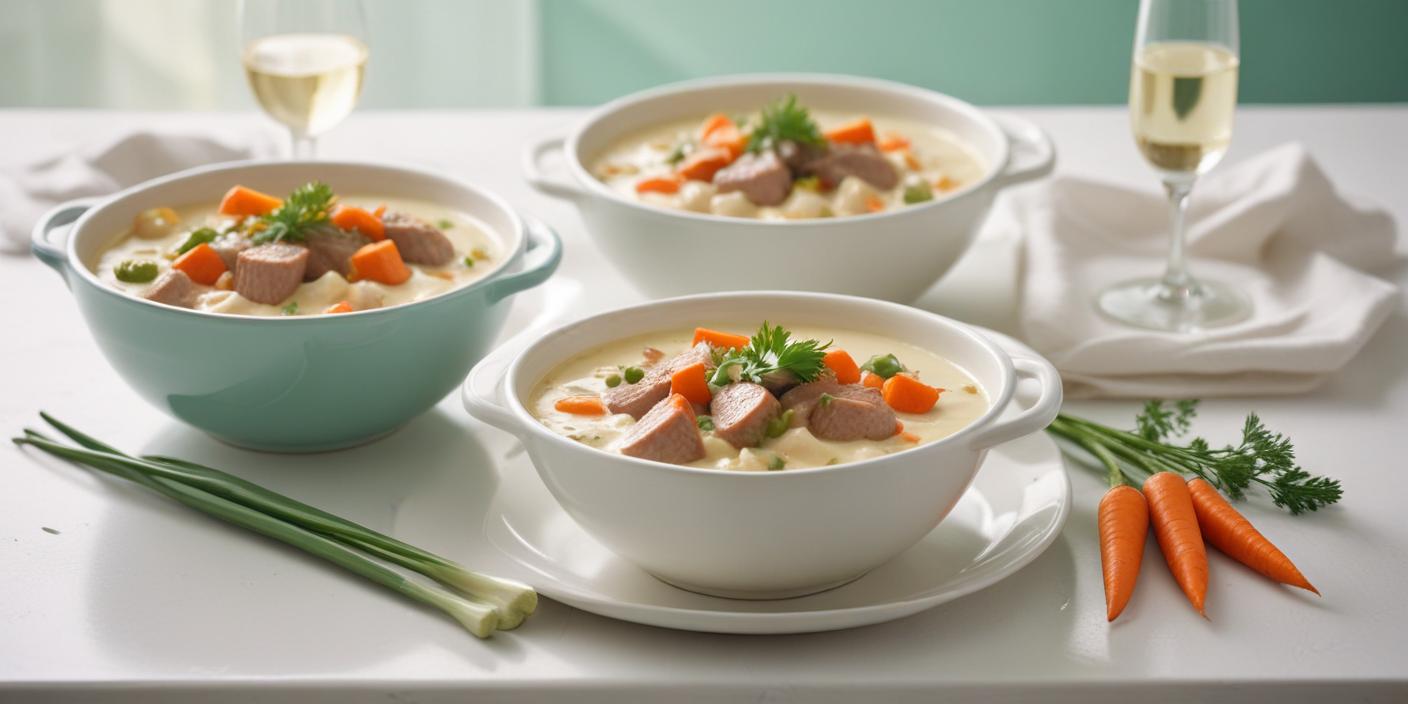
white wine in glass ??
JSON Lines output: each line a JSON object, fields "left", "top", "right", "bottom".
{"left": 239, "top": 0, "right": 368, "bottom": 159}
{"left": 1098, "top": 0, "right": 1250, "bottom": 332}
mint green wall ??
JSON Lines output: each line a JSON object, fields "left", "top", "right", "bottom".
{"left": 539, "top": 0, "right": 1408, "bottom": 106}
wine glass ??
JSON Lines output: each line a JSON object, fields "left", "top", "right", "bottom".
{"left": 1097, "top": 0, "right": 1249, "bottom": 332}
{"left": 238, "top": 0, "right": 368, "bottom": 159}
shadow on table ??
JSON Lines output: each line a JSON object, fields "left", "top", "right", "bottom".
{"left": 80, "top": 407, "right": 526, "bottom": 673}
{"left": 522, "top": 533, "right": 1085, "bottom": 678}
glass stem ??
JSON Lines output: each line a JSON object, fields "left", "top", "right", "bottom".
{"left": 290, "top": 131, "right": 316, "bottom": 160}
{"left": 1159, "top": 177, "right": 1196, "bottom": 301}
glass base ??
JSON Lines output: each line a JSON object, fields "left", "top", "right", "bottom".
{"left": 1096, "top": 277, "right": 1251, "bottom": 332}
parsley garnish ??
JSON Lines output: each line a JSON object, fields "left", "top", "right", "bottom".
{"left": 280, "top": 301, "right": 299, "bottom": 316}
{"left": 1049, "top": 400, "right": 1343, "bottom": 514}
{"left": 253, "top": 182, "right": 335, "bottom": 244}
{"left": 709, "top": 322, "right": 830, "bottom": 387}
{"left": 746, "top": 94, "right": 825, "bottom": 154}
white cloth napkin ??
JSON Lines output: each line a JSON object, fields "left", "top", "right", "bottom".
{"left": 1012, "top": 143, "right": 1399, "bottom": 398}
{"left": 0, "top": 127, "right": 278, "bottom": 253}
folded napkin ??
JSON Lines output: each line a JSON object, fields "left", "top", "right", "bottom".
{"left": 1013, "top": 143, "right": 1399, "bottom": 398}
{"left": 0, "top": 126, "right": 278, "bottom": 253}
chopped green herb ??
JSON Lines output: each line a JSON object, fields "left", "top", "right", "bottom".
{"left": 436, "top": 218, "right": 455, "bottom": 230}
{"left": 767, "top": 455, "right": 786, "bottom": 471}
{"left": 114, "top": 259, "right": 159, "bottom": 284}
{"left": 281, "top": 301, "right": 299, "bottom": 316}
{"left": 765, "top": 409, "right": 794, "bottom": 439}
{"left": 710, "top": 322, "right": 831, "bottom": 387}
{"left": 903, "top": 181, "right": 933, "bottom": 204}
{"left": 818, "top": 393, "right": 834, "bottom": 408}
{"left": 860, "top": 353, "right": 906, "bottom": 379}
{"left": 175, "top": 227, "right": 219, "bottom": 255}
{"left": 826, "top": 457, "right": 840, "bottom": 466}
{"left": 746, "top": 94, "right": 825, "bottom": 153}
{"left": 253, "top": 182, "right": 334, "bottom": 244}
{"left": 605, "top": 374, "right": 622, "bottom": 388}
{"left": 463, "top": 256, "right": 475, "bottom": 268}
{"left": 697, "top": 415, "right": 715, "bottom": 431}
{"left": 623, "top": 366, "right": 645, "bottom": 384}
{"left": 666, "top": 142, "right": 691, "bottom": 165}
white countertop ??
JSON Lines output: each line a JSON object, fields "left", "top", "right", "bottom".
{"left": 1, "top": 106, "right": 1405, "bottom": 703}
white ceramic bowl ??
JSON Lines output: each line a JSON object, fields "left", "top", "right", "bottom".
{"left": 463, "top": 292, "right": 1062, "bottom": 599}
{"left": 523, "top": 74, "right": 1055, "bottom": 302}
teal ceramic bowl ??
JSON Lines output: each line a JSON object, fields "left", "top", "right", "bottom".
{"left": 31, "top": 161, "right": 561, "bottom": 452}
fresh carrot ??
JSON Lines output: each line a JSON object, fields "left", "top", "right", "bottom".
{"left": 635, "top": 176, "right": 682, "bottom": 195}
{"left": 218, "top": 185, "right": 282, "bottom": 216}
{"left": 899, "top": 431, "right": 921, "bottom": 443}
{"left": 372, "top": 204, "right": 386, "bottom": 219}
{"left": 330, "top": 205, "right": 386, "bottom": 241}
{"left": 825, "top": 118, "right": 876, "bottom": 145}
{"left": 881, "top": 374, "right": 941, "bottom": 414}
{"left": 865, "top": 194, "right": 886, "bottom": 213}
{"left": 862, "top": 371, "right": 884, "bottom": 389}
{"left": 1144, "top": 471, "right": 1209, "bottom": 616}
{"left": 324, "top": 300, "right": 353, "bottom": 314}
{"left": 676, "top": 146, "right": 734, "bottom": 182}
{"left": 171, "top": 243, "right": 228, "bottom": 286}
{"left": 692, "top": 327, "right": 751, "bottom": 350}
{"left": 669, "top": 362, "right": 712, "bottom": 406}
{"left": 349, "top": 240, "right": 411, "bottom": 286}
{"left": 822, "top": 349, "right": 861, "bottom": 384}
{"left": 666, "top": 392, "right": 696, "bottom": 420}
{"left": 877, "top": 133, "right": 910, "bottom": 152}
{"left": 554, "top": 395, "right": 607, "bottom": 416}
{"left": 1100, "top": 484, "right": 1149, "bottom": 621}
{"left": 700, "top": 113, "right": 746, "bottom": 158}
{"left": 1187, "top": 478, "right": 1318, "bottom": 594}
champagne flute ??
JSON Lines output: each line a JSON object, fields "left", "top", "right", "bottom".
{"left": 1098, "top": 0, "right": 1249, "bottom": 332}
{"left": 239, "top": 0, "right": 368, "bottom": 159}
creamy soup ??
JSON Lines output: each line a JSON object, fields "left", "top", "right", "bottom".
{"left": 97, "top": 182, "right": 498, "bottom": 316}
{"left": 591, "top": 95, "right": 986, "bottom": 221}
{"left": 530, "top": 323, "right": 988, "bottom": 471}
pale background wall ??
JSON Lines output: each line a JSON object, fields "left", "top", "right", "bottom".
{"left": 2, "top": 0, "right": 1404, "bottom": 110}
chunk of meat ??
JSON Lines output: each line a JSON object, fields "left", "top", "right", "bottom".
{"left": 604, "top": 342, "right": 715, "bottom": 419}
{"left": 617, "top": 395, "right": 705, "bottom": 465}
{"left": 142, "top": 269, "right": 198, "bottom": 308}
{"left": 209, "top": 232, "right": 251, "bottom": 270}
{"left": 234, "top": 242, "right": 308, "bottom": 305}
{"left": 303, "top": 226, "right": 370, "bottom": 280}
{"left": 709, "top": 382, "right": 780, "bottom": 449}
{"left": 801, "top": 143, "right": 899, "bottom": 190}
{"left": 781, "top": 379, "right": 897, "bottom": 441}
{"left": 713, "top": 150, "right": 792, "bottom": 207}
{"left": 776, "top": 140, "right": 825, "bottom": 172}
{"left": 382, "top": 211, "right": 454, "bottom": 266}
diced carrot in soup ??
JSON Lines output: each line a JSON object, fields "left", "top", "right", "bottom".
{"left": 218, "top": 185, "right": 282, "bottom": 216}
{"left": 350, "top": 240, "right": 411, "bottom": 286}
{"left": 171, "top": 243, "right": 228, "bottom": 286}
{"left": 676, "top": 147, "right": 735, "bottom": 182}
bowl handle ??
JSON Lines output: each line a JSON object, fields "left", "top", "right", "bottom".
{"left": 487, "top": 217, "right": 563, "bottom": 304}
{"left": 462, "top": 337, "right": 526, "bottom": 436}
{"left": 522, "top": 134, "right": 588, "bottom": 202}
{"left": 31, "top": 198, "right": 97, "bottom": 280}
{"left": 989, "top": 113, "right": 1056, "bottom": 187}
{"left": 966, "top": 356, "right": 1063, "bottom": 451}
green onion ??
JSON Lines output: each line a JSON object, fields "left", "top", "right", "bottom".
{"left": 697, "top": 415, "right": 715, "bottom": 431}
{"left": 903, "top": 181, "right": 933, "bottom": 204}
{"left": 436, "top": 218, "right": 455, "bottom": 230}
{"left": 860, "top": 353, "right": 906, "bottom": 379}
{"left": 281, "top": 301, "right": 299, "bottom": 316}
{"left": 765, "top": 409, "right": 794, "bottom": 438}
{"left": 13, "top": 413, "right": 537, "bottom": 638}
{"left": 114, "top": 260, "right": 159, "bottom": 283}
{"left": 175, "top": 227, "right": 219, "bottom": 255}
{"left": 767, "top": 455, "right": 786, "bottom": 471}
{"left": 463, "top": 256, "right": 475, "bottom": 268}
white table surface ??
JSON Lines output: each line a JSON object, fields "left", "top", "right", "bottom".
{"left": 1, "top": 106, "right": 1405, "bottom": 703}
